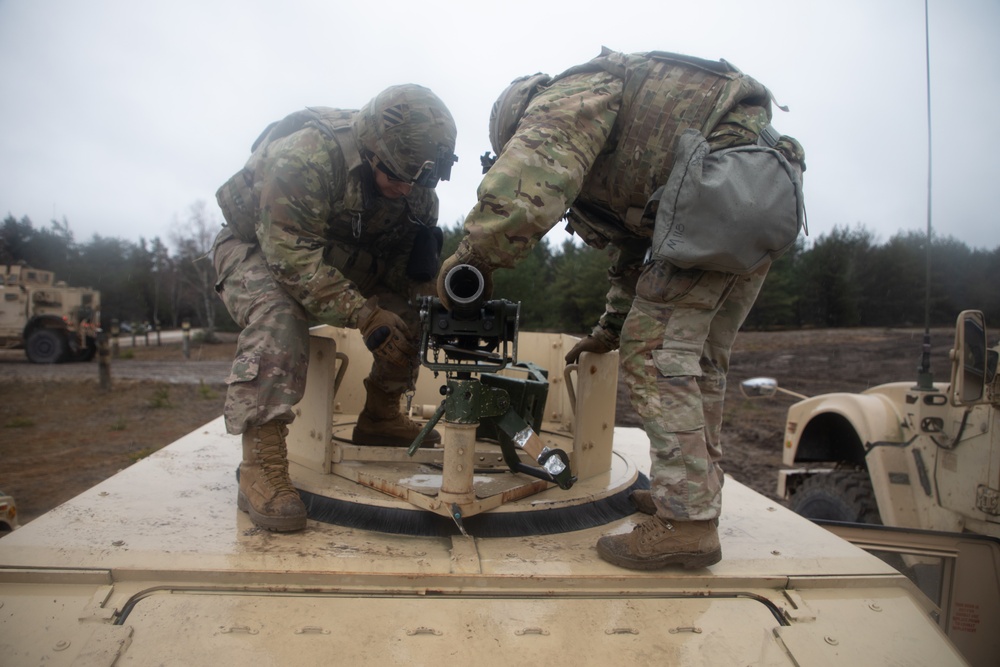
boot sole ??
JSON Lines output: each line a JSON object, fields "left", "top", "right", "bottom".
{"left": 596, "top": 543, "right": 722, "bottom": 571}
{"left": 237, "top": 490, "right": 307, "bottom": 532}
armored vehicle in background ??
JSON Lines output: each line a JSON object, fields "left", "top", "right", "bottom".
{"left": 0, "top": 263, "right": 100, "bottom": 363}
{"left": 747, "top": 311, "right": 998, "bottom": 539}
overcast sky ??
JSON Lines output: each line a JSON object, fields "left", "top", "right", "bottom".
{"left": 1, "top": 0, "right": 998, "bottom": 253}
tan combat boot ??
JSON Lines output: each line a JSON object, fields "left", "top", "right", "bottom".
{"left": 352, "top": 379, "right": 441, "bottom": 447}
{"left": 596, "top": 515, "right": 722, "bottom": 570}
{"left": 239, "top": 421, "right": 307, "bottom": 532}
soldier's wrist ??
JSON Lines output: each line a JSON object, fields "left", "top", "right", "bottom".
{"left": 455, "top": 241, "right": 492, "bottom": 275}
{"left": 351, "top": 296, "right": 377, "bottom": 329}
{"left": 590, "top": 326, "right": 619, "bottom": 350}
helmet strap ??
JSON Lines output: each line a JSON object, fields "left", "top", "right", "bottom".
{"left": 358, "top": 154, "right": 378, "bottom": 209}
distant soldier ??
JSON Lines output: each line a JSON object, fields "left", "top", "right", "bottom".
{"left": 214, "top": 85, "right": 458, "bottom": 532}
{"left": 439, "top": 49, "right": 806, "bottom": 569}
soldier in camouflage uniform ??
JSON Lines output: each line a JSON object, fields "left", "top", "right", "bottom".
{"left": 439, "top": 49, "right": 806, "bottom": 569}
{"left": 213, "top": 85, "right": 458, "bottom": 532}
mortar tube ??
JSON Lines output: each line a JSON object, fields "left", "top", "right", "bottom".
{"left": 443, "top": 264, "right": 485, "bottom": 317}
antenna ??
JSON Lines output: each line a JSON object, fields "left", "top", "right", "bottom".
{"left": 915, "top": 0, "right": 935, "bottom": 391}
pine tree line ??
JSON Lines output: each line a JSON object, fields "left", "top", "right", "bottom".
{"left": 1, "top": 204, "right": 218, "bottom": 332}
{"left": 442, "top": 224, "right": 1000, "bottom": 333}
{"left": 4, "top": 210, "right": 998, "bottom": 334}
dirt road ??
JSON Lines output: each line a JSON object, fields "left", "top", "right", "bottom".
{"left": 0, "top": 334, "right": 234, "bottom": 385}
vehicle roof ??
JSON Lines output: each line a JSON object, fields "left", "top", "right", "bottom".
{"left": 0, "top": 418, "right": 965, "bottom": 665}
{"left": 0, "top": 417, "right": 898, "bottom": 579}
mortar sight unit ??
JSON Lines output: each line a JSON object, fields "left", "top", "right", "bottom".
{"left": 418, "top": 263, "right": 520, "bottom": 374}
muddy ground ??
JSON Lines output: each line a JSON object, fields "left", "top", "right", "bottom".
{"left": 0, "top": 326, "right": 957, "bottom": 526}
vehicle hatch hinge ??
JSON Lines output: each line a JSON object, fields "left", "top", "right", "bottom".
{"left": 781, "top": 589, "right": 817, "bottom": 622}
{"left": 80, "top": 584, "right": 116, "bottom": 622}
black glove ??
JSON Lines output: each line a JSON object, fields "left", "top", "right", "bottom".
{"left": 564, "top": 335, "right": 613, "bottom": 364}
{"left": 357, "top": 297, "right": 415, "bottom": 367}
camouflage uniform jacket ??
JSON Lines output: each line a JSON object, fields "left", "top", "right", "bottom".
{"left": 216, "top": 107, "right": 439, "bottom": 328}
{"left": 456, "top": 49, "right": 805, "bottom": 348}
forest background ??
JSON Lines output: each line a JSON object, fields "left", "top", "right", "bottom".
{"left": 3, "top": 204, "right": 999, "bottom": 336}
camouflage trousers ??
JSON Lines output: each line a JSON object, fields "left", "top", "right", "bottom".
{"left": 620, "top": 258, "right": 769, "bottom": 521}
{"left": 212, "top": 227, "right": 421, "bottom": 435}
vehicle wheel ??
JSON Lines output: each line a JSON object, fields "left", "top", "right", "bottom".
{"left": 25, "top": 329, "right": 67, "bottom": 364}
{"left": 789, "top": 471, "right": 881, "bottom": 524}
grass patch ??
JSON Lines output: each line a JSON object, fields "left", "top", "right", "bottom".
{"left": 148, "top": 387, "right": 172, "bottom": 409}
{"left": 4, "top": 416, "right": 35, "bottom": 428}
{"left": 197, "top": 380, "right": 218, "bottom": 400}
{"left": 128, "top": 447, "right": 157, "bottom": 462}
{"left": 193, "top": 329, "right": 221, "bottom": 344}
{"left": 109, "top": 418, "right": 127, "bottom": 431}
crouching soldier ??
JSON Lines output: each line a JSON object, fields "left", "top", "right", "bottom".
{"left": 214, "top": 84, "right": 458, "bottom": 531}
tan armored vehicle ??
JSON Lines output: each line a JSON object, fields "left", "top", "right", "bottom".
{"left": 0, "top": 272, "right": 987, "bottom": 665}
{"left": 0, "top": 263, "right": 101, "bottom": 363}
{"left": 748, "top": 311, "right": 998, "bottom": 540}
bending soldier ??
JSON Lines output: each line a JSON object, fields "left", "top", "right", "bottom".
{"left": 214, "top": 85, "right": 458, "bottom": 532}
{"left": 439, "top": 49, "right": 806, "bottom": 569}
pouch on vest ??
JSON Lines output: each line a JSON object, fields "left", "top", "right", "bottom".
{"left": 216, "top": 169, "right": 259, "bottom": 244}
{"left": 406, "top": 225, "right": 444, "bottom": 283}
{"left": 324, "top": 240, "right": 381, "bottom": 293}
{"left": 650, "top": 129, "right": 805, "bottom": 274}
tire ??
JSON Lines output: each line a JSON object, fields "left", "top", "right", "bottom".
{"left": 25, "top": 329, "right": 67, "bottom": 364}
{"left": 789, "top": 471, "right": 882, "bottom": 524}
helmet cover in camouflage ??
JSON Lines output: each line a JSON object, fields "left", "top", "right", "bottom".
{"left": 354, "top": 84, "right": 458, "bottom": 188}
{"left": 488, "top": 73, "right": 552, "bottom": 155}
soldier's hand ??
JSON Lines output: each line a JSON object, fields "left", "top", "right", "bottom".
{"left": 436, "top": 254, "right": 493, "bottom": 312}
{"left": 435, "top": 255, "right": 459, "bottom": 310}
{"left": 357, "top": 298, "right": 415, "bottom": 367}
{"left": 564, "top": 335, "right": 613, "bottom": 365}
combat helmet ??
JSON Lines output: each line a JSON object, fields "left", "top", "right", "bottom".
{"left": 354, "top": 84, "right": 458, "bottom": 188}
{"left": 488, "top": 73, "right": 551, "bottom": 155}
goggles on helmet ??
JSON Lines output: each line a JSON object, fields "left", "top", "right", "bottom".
{"left": 414, "top": 145, "right": 458, "bottom": 187}
{"left": 374, "top": 146, "right": 458, "bottom": 188}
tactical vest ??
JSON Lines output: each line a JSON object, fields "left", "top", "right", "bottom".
{"left": 215, "top": 108, "right": 437, "bottom": 293}
{"left": 558, "top": 49, "right": 774, "bottom": 248}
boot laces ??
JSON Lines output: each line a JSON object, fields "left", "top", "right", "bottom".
{"left": 637, "top": 516, "right": 675, "bottom": 546}
{"left": 386, "top": 413, "right": 419, "bottom": 428}
{"left": 253, "top": 425, "right": 296, "bottom": 494}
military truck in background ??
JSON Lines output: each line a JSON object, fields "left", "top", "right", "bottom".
{"left": 743, "top": 310, "right": 998, "bottom": 539}
{"left": 0, "top": 263, "right": 101, "bottom": 363}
